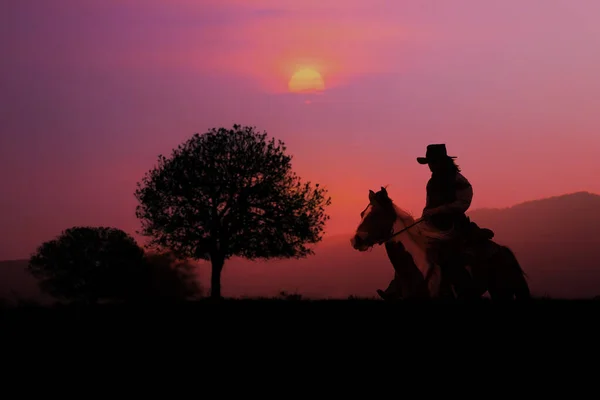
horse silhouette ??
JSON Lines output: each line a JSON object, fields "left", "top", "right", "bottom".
{"left": 350, "top": 187, "right": 531, "bottom": 301}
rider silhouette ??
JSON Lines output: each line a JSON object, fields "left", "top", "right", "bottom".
{"left": 417, "top": 144, "right": 477, "bottom": 299}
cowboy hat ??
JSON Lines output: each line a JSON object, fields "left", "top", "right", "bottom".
{"left": 416, "top": 144, "right": 457, "bottom": 164}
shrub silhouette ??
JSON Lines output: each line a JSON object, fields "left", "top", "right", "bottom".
{"left": 27, "top": 226, "right": 146, "bottom": 304}
{"left": 134, "top": 124, "right": 332, "bottom": 298}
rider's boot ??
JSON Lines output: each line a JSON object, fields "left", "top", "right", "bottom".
{"left": 444, "top": 262, "right": 479, "bottom": 300}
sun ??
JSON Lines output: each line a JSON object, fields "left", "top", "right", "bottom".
{"left": 288, "top": 68, "right": 325, "bottom": 93}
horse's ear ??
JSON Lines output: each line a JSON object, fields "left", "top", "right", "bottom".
{"left": 369, "top": 190, "right": 375, "bottom": 202}
{"left": 380, "top": 186, "right": 388, "bottom": 196}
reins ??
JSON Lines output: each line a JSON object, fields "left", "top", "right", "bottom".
{"left": 387, "top": 217, "right": 426, "bottom": 241}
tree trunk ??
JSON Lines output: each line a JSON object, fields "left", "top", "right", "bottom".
{"left": 210, "top": 254, "right": 225, "bottom": 299}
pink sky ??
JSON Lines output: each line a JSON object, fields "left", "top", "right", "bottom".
{"left": 2, "top": 0, "right": 600, "bottom": 260}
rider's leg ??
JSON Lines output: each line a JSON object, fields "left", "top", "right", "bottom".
{"left": 439, "top": 243, "right": 478, "bottom": 300}
{"left": 425, "top": 241, "right": 451, "bottom": 299}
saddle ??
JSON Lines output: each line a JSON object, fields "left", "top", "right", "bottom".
{"left": 454, "top": 218, "right": 494, "bottom": 251}
{"left": 467, "top": 221, "right": 494, "bottom": 242}
{"left": 459, "top": 219, "right": 495, "bottom": 264}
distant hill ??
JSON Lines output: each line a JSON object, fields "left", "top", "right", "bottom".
{"left": 467, "top": 191, "right": 600, "bottom": 243}
{"left": 2, "top": 192, "right": 600, "bottom": 302}
{"left": 464, "top": 191, "right": 600, "bottom": 298}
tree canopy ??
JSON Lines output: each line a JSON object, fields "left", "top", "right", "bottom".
{"left": 134, "top": 124, "right": 331, "bottom": 297}
{"left": 27, "top": 226, "right": 146, "bottom": 304}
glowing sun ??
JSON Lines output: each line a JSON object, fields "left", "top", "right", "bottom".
{"left": 288, "top": 68, "right": 325, "bottom": 93}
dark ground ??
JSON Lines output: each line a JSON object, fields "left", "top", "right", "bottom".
{"left": 2, "top": 298, "right": 599, "bottom": 362}
{"left": 2, "top": 297, "right": 599, "bottom": 326}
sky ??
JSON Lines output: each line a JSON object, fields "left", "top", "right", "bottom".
{"left": 2, "top": 0, "right": 600, "bottom": 260}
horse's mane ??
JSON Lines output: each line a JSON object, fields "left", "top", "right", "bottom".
{"left": 392, "top": 203, "right": 416, "bottom": 223}
{"left": 387, "top": 199, "right": 454, "bottom": 242}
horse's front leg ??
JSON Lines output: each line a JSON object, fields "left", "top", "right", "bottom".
{"left": 377, "top": 273, "right": 403, "bottom": 301}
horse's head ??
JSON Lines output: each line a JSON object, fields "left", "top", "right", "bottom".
{"left": 350, "top": 187, "right": 397, "bottom": 251}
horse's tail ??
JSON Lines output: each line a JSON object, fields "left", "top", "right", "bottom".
{"left": 501, "top": 246, "right": 528, "bottom": 278}
{"left": 499, "top": 245, "right": 532, "bottom": 300}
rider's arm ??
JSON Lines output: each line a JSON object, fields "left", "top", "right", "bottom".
{"left": 438, "top": 173, "right": 473, "bottom": 214}
{"left": 425, "top": 179, "right": 433, "bottom": 208}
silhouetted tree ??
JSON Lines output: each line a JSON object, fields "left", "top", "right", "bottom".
{"left": 139, "top": 251, "right": 203, "bottom": 301}
{"left": 27, "top": 226, "right": 146, "bottom": 304}
{"left": 134, "top": 124, "right": 332, "bottom": 298}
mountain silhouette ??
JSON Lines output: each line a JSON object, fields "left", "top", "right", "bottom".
{"left": 467, "top": 191, "right": 600, "bottom": 243}
{"left": 1, "top": 192, "right": 599, "bottom": 302}
{"left": 466, "top": 191, "right": 600, "bottom": 298}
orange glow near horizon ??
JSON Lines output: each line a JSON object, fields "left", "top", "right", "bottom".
{"left": 288, "top": 68, "right": 325, "bottom": 93}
